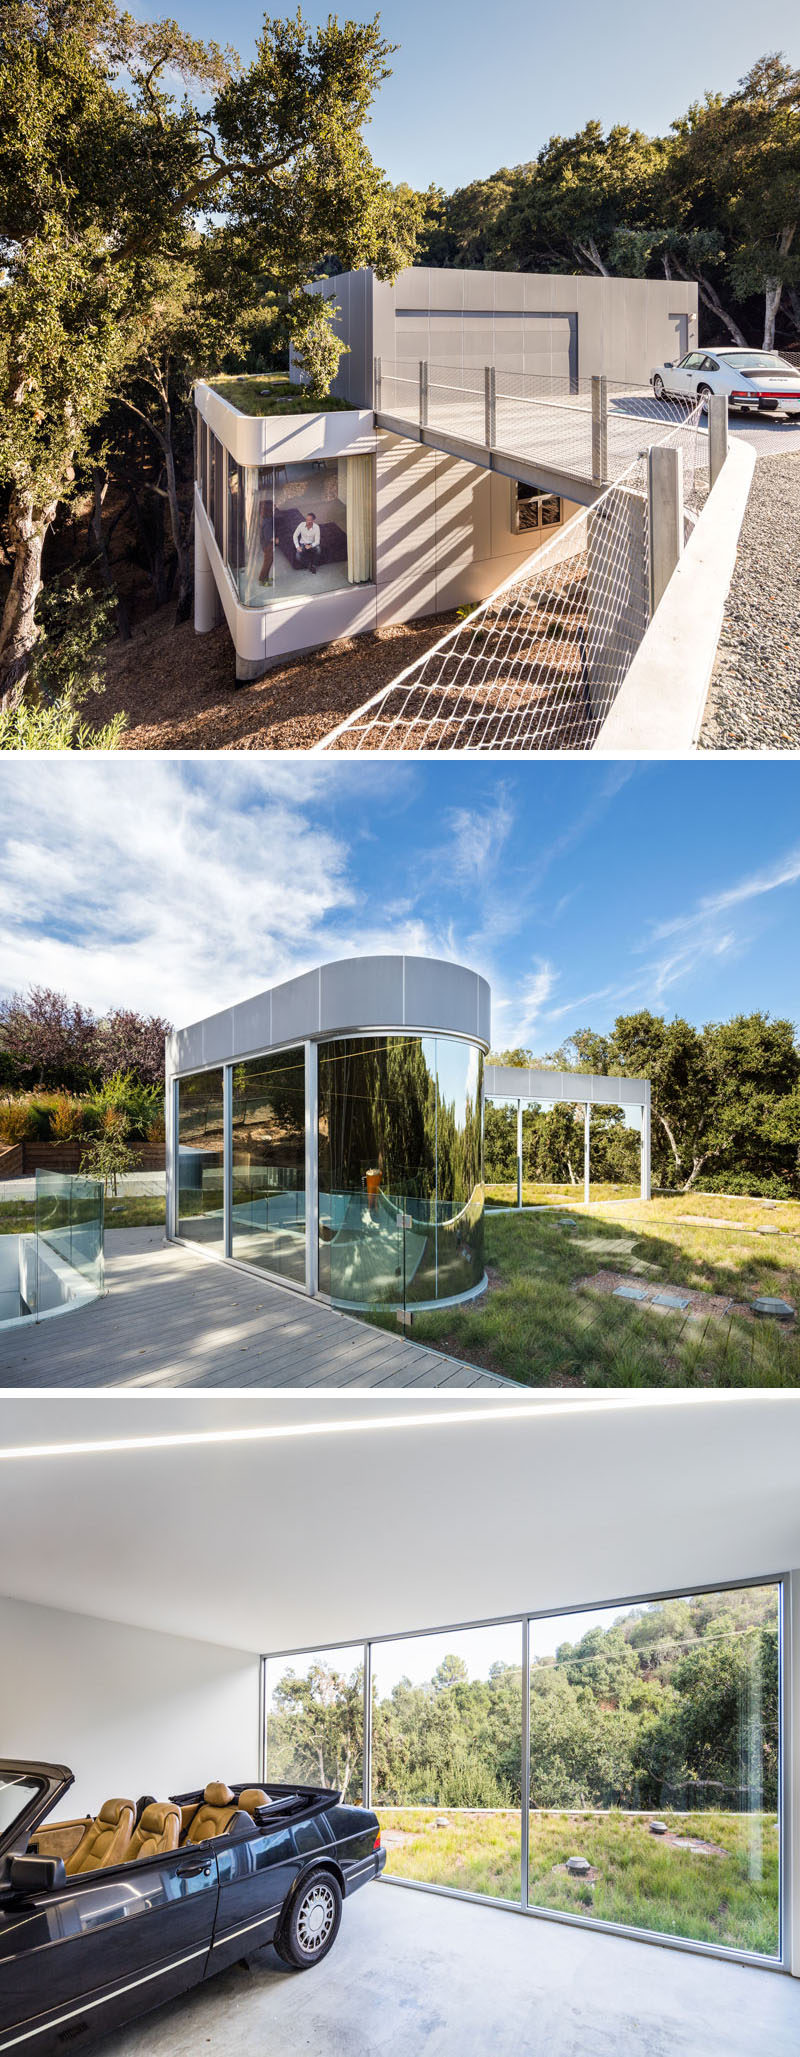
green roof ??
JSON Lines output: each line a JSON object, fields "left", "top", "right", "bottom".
{"left": 205, "top": 375, "right": 354, "bottom": 418}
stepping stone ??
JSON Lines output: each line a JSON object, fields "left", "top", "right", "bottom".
{"left": 566, "top": 1856, "right": 591, "bottom": 1876}
{"left": 613, "top": 1284, "right": 648, "bottom": 1301}
{"left": 750, "top": 1296, "right": 795, "bottom": 1319}
{"left": 652, "top": 1291, "right": 691, "bottom": 1310}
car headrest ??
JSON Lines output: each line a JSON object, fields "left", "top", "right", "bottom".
{"left": 98, "top": 1798, "right": 134, "bottom": 1826}
{"left": 139, "top": 1803, "right": 180, "bottom": 1837}
{"left": 239, "top": 1789, "right": 270, "bottom": 1815}
{"left": 204, "top": 1782, "right": 234, "bottom": 1807}
{"left": 135, "top": 1795, "right": 156, "bottom": 1828}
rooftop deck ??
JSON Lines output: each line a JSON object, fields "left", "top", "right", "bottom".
{"left": 0, "top": 1230, "right": 508, "bottom": 1390}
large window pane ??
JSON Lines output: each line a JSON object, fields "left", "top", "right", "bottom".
{"left": 231, "top": 457, "right": 375, "bottom": 609}
{"left": 372, "top": 1625, "right": 523, "bottom": 1901}
{"left": 265, "top": 1646, "right": 364, "bottom": 1804}
{"left": 318, "top": 1035, "right": 484, "bottom": 1308}
{"left": 528, "top": 1584, "right": 780, "bottom": 1955}
{"left": 231, "top": 1048, "right": 306, "bottom": 1286}
{"left": 318, "top": 1035, "right": 437, "bottom": 1306}
{"left": 176, "top": 1069, "right": 224, "bottom": 1249}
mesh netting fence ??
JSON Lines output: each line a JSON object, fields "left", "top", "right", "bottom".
{"left": 316, "top": 404, "right": 709, "bottom": 754}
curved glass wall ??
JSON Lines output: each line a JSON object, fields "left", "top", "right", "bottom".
{"left": 318, "top": 1034, "right": 484, "bottom": 1308}
{"left": 176, "top": 1068, "right": 224, "bottom": 1249}
{"left": 231, "top": 1048, "right": 306, "bottom": 1286}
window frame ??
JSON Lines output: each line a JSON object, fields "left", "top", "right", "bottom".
{"left": 261, "top": 1570, "right": 787, "bottom": 1970}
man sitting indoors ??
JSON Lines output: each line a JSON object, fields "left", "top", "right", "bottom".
{"left": 292, "top": 511, "right": 321, "bottom": 572}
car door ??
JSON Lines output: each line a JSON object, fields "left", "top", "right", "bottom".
{"left": 208, "top": 1808, "right": 334, "bottom": 1975}
{"left": 674, "top": 352, "right": 705, "bottom": 394}
{"left": 0, "top": 1839, "right": 219, "bottom": 2053}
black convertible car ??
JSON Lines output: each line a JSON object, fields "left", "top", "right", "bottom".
{"left": 0, "top": 1759, "right": 385, "bottom": 2053}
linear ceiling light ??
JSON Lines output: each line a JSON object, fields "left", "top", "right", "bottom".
{"left": 0, "top": 1389, "right": 775, "bottom": 1465}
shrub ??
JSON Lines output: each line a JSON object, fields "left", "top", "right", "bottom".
{"left": 49, "top": 1094, "right": 85, "bottom": 1141}
{"left": 87, "top": 1072, "right": 163, "bottom": 1138}
{"left": 80, "top": 1108, "right": 141, "bottom": 1195}
{"left": 691, "top": 1173, "right": 794, "bottom": 1199}
{"left": 0, "top": 1097, "right": 53, "bottom": 1142}
{"left": 0, "top": 576, "right": 126, "bottom": 754}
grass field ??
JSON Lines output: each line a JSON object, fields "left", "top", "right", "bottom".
{"left": 379, "top": 1807, "right": 779, "bottom": 1955}
{"left": 399, "top": 1189, "right": 800, "bottom": 1387}
{"left": 0, "top": 1194, "right": 165, "bottom": 1235}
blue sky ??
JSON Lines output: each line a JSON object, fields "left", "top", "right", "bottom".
{"left": 173, "top": 1, "right": 799, "bottom": 190}
{"left": 1, "top": 759, "right": 798, "bottom": 1049}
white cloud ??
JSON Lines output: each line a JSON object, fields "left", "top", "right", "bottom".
{"left": 0, "top": 760, "right": 443, "bottom": 1028}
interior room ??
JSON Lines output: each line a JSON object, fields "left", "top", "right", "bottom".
{"left": 0, "top": 1390, "right": 798, "bottom": 2057}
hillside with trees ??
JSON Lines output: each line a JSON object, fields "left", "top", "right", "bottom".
{"left": 267, "top": 1585, "right": 778, "bottom": 1814}
{"left": 0, "top": 16, "right": 796, "bottom": 744}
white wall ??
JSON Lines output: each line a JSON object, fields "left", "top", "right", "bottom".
{"left": 375, "top": 432, "right": 581, "bottom": 624}
{"left": 0, "top": 1594, "right": 261, "bottom": 1817}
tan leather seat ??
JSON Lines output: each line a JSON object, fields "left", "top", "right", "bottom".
{"left": 183, "top": 1782, "right": 239, "bottom": 1845}
{"left": 238, "top": 1789, "right": 270, "bottom": 1816}
{"left": 65, "top": 1799, "right": 136, "bottom": 1875}
{"left": 125, "top": 1803, "right": 181, "bottom": 1863}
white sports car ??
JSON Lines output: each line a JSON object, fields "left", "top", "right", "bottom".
{"left": 650, "top": 348, "right": 800, "bottom": 417}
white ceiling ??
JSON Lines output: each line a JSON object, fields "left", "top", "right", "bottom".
{"left": 0, "top": 1391, "right": 797, "bottom": 1657}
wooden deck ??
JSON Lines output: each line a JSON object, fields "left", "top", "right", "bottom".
{"left": 0, "top": 1230, "right": 509, "bottom": 1390}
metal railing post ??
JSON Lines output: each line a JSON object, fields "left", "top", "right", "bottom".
{"left": 708, "top": 392, "right": 728, "bottom": 490}
{"left": 374, "top": 355, "right": 382, "bottom": 413}
{"left": 419, "top": 359, "right": 428, "bottom": 431}
{"left": 647, "top": 444, "right": 684, "bottom": 614}
{"left": 591, "top": 374, "right": 608, "bottom": 485}
{"left": 484, "top": 364, "right": 497, "bottom": 450}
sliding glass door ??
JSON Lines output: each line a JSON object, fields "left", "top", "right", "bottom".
{"left": 231, "top": 1048, "right": 306, "bottom": 1286}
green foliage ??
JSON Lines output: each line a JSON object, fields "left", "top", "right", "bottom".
{"left": 80, "top": 1106, "right": 140, "bottom": 1194}
{"left": 416, "top": 54, "right": 800, "bottom": 349}
{"left": 289, "top": 292, "right": 349, "bottom": 401}
{"left": 0, "top": 573, "right": 125, "bottom": 750}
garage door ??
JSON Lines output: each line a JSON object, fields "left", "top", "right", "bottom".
{"left": 394, "top": 309, "right": 577, "bottom": 384}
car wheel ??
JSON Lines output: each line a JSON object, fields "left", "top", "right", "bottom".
{"left": 276, "top": 1871, "right": 343, "bottom": 1970}
{"left": 697, "top": 383, "right": 712, "bottom": 407}
{"left": 653, "top": 375, "right": 667, "bottom": 401}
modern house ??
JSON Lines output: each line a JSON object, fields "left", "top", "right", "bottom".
{"left": 193, "top": 266, "right": 698, "bottom": 681}
{"left": 164, "top": 953, "right": 651, "bottom": 1312}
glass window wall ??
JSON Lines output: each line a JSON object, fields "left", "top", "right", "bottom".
{"left": 231, "top": 1048, "right": 306, "bottom": 1286}
{"left": 226, "top": 455, "right": 374, "bottom": 608}
{"left": 265, "top": 1645, "right": 365, "bottom": 1806}
{"left": 371, "top": 1624, "right": 523, "bottom": 1900}
{"left": 176, "top": 1069, "right": 224, "bottom": 1249}
{"left": 528, "top": 1584, "right": 780, "bottom": 1955}
{"left": 264, "top": 1578, "right": 782, "bottom": 1962}
{"left": 318, "top": 1034, "right": 484, "bottom": 1308}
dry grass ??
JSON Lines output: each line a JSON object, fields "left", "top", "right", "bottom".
{"left": 85, "top": 604, "right": 461, "bottom": 751}
{"left": 380, "top": 1807, "right": 779, "bottom": 1954}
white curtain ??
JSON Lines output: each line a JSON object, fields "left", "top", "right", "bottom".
{"left": 346, "top": 455, "right": 374, "bottom": 585}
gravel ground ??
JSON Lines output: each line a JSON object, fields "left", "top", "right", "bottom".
{"left": 88, "top": 603, "right": 460, "bottom": 751}
{"left": 700, "top": 450, "right": 800, "bottom": 748}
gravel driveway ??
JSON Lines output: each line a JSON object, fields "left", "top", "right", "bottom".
{"left": 700, "top": 423, "right": 800, "bottom": 748}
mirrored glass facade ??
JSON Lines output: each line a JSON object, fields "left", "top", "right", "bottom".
{"left": 231, "top": 1048, "right": 306, "bottom": 1285}
{"left": 176, "top": 1068, "right": 224, "bottom": 1249}
{"left": 264, "top": 1578, "right": 782, "bottom": 1960}
{"left": 318, "top": 1035, "right": 484, "bottom": 1307}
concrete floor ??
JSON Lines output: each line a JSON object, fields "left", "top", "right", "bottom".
{"left": 100, "top": 1880, "right": 799, "bottom": 2057}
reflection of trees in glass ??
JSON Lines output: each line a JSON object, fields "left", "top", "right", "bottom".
{"left": 267, "top": 1656, "right": 364, "bottom": 1803}
{"left": 319, "top": 1037, "right": 437, "bottom": 1197}
{"left": 178, "top": 1069, "right": 224, "bottom": 1150}
{"left": 319, "top": 1036, "right": 483, "bottom": 1203}
{"left": 231, "top": 1050, "right": 305, "bottom": 1179}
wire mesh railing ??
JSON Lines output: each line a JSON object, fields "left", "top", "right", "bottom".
{"left": 376, "top": 356, "right": 703, "bottom": 487}
{"left": 315, "top": 403, "right": 709, "bottom": 755}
